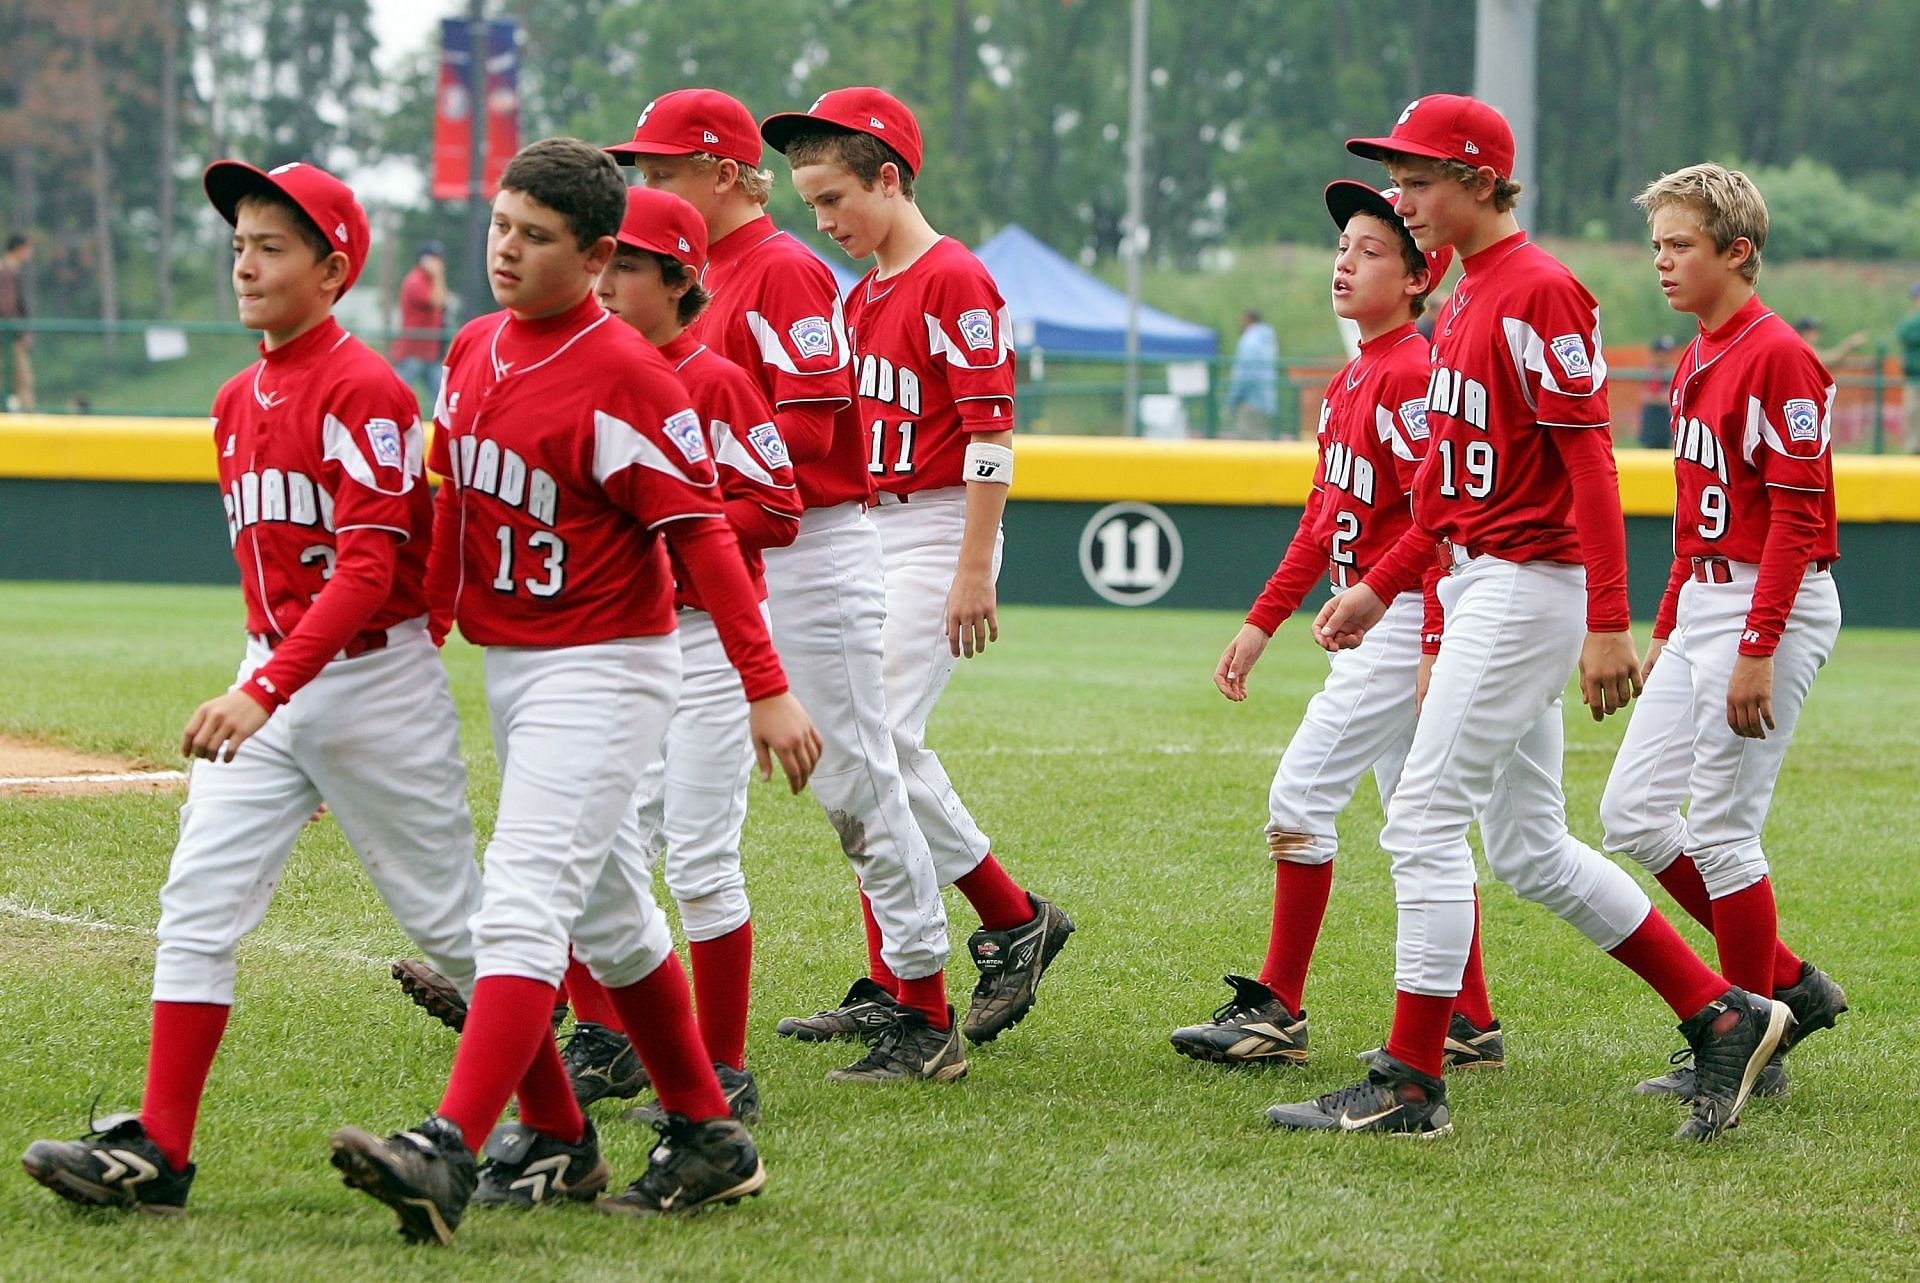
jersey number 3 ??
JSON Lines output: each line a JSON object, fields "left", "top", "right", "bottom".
{"left": 493, "top": 525, "right": 567, "bottom": 598}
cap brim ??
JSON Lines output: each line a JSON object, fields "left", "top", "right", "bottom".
{"left": 1324, "top": 181, "right": 1398, "bottom": 233}
{"left": 760, "top": 111, "right": 853, "bottom": 155}
{"left": 203, "top": 160, "right": 278, "bottom": 227}
{"left": 603, "top": 139, "right": 701, "bottom": 162}
{"left": 1345, "top": 135, "right": 1454, "bottom": 165}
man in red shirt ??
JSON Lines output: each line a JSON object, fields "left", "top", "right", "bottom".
{"left": 1270, "top": 97, "right": 1789, "bottom": 1142}
{"left": 327, "top": 138, "right": 820, "bottom": 1244}
{"left": 22, "top": 160, "right": 484, "bottom": 1215}
{"left": 760, "top": 87, "right": 1076, "bottom": 1047}
{"left": 1168, "top": 180, "right": 1504, "bottom": 1070}
{"left": 391, "top": 240, "right": 448, "bottom": 405}
{"left": 1601, "top": 161, "right": 1847, "bottom": 1104}
{"left": 606, "top": 90, "right": 965, "bottom": 1084}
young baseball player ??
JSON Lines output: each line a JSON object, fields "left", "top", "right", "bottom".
{"left": 1599, "top": 162, "right": 1847, "bottom": 1102}
{"left": 1267, "top": 96, "right": 1790, "bottom": 1142}
{"left": 1169, "top": 181, "right": 1505, "bottom": 1070}
{"left": 605, "top": 89, "right": 966, "bottom": 1083}
{"left": 22, "top": 161, "right": 485, "bottom": 1213}
{"left": 327, "top": 138, "right": 821, "bottom": 1244}
{"left": 759, "top": 87, "right": 1075, "bottom": 1047}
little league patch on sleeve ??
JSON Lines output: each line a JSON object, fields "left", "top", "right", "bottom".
{"left": 1783, "top": 398, "right": 1821, "bottom": 443}
{"left": 366, "top": 418, "right": 404, "bottom": 468}
{"left": 1549, "top": 334, "right": 1593, "bottom": 381}
{"left": 747, "top": 421, "right": 790, "bottom": 469}
{"left": 1398, "top": 398, "right": 1431, "bottom": 440}
{"left": 957, "top": 308, "right": 996, "bottom": 352}
{"left": 788, "top": 315, "right": 835, "bottom": 360}
{"left": 663, "top": 409, "right": 710, "bottom": 464}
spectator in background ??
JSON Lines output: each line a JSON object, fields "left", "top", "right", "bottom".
{"left": 1639, "top": 335, "right": 1676, "bottom": 449}
{"left": 1793, "top": 316, "right": 1870, "bottom": 371}
{"left": 391, "top": 240, "right": 448, "bottom": 406}
{"left": 1415, "top": 291, "right": 1449, "bottom": 342}
{"left": 1895, "top": 286, "right": 1920, "bottom": 454}
{"left": 0, "top": 234, "right": 34, "bottom": 412}
{"left": 1225, "top": 309, "right": 1278, "bottom": 438}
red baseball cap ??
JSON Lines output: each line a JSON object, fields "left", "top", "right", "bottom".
{"left": 1347, "top": 94, "right": 1515, "bottom": 181}
{"left": 761, "top": 86, "right": 924, "bottom": 175}
{"left": 1324, "top": 180, "right": 1454, "bottom": 292}
{"left": 604, "top": 88, "right": 763, "bottom": 168}
{"left": 614, "top": 186, "right": 708, "bottom": 272}
{"left": 203, "top": 159, "right": 370, "bottom": 295}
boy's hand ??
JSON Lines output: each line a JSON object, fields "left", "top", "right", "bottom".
{"left": 945, "top": 569, "right": 999, "bottom": 658}
{"left": 182, "top": 690, "right": 272, "bottom": 762}
{"left": 1726, "top": 654, "right": 1775, "bottom": 739}
{"left": 1579, "top": 630, "right": 1643, "bottom": 721}
{"left": 1213, "top": 623, "right": 1273, "bottom": 702}
{"left": 1416, "top": 651, "right": 1437, "bottom": 714}
{"left": 748, "top": 692, "right": 823, "bottom": 793}
{"left": 1641, "top": 637, "right": 1666, "bottom": 684}
{"left": 1312, "top": 583, "right": 1386, "bottom": 652}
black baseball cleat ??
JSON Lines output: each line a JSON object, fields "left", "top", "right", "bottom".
{"left": 596, "top": 1114, "right": 765, "bottom": 1216}
{"left": 1169, "top": 974, "right": 1309, "bottom": 1065}
{"left": 1265, "top": 1054, "right": 1452, "bottom": 1137}
{"left": 826, "top": 1005, "right": 969, "bottom": 1083}
{"left": 961, "top": 894, "right": 1076, "bottom": 1043}
{"left": 627, "top": 1063, "right": 762, "bottom": 1127}
{"left": 472, "top": 1118, "right": 609, "bottom": 1208}
{"left": 392, "top": 959, "right": 469, "bottom": 1031}
{"left": 329, "top": 1115, "right": 476, "bottom": 1245}
{"left": 1674, "top": 988, "right": 1793, "bottom": 1141}
{"left": 1638, "top": 962, "right": 1843, "bottom": 1100}
{"left": 21, "top": 1113, "right": 194, "bottom": 1214}
{"left": 775, "top": 977, "right": 898, "bottom": 1043}
{"left": 1359, "top": 1012, "right": 1506, "bottom": 1073}
{"left": 561, "top": 1021, "right": 649, "bottom": 1105}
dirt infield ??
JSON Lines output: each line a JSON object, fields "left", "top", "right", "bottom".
{"left": 0, "top": 735, "right": 187, "bottom": 798}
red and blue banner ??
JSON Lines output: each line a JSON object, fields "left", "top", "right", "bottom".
{"left": 432, "top": 18, "right": 519, "bottom": 202}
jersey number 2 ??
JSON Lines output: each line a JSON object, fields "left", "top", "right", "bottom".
{"left": 869, "top": 419, "right": 916, "bottom": 474}
{"left": 493, "top": 525, "right": 566, "bottom": 598}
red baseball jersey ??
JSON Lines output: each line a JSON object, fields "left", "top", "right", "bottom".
{"left": 657, "top": 331, "right": 802, "bottom": 610}
{"left": 689, "top": 214, "right": 871, "bottom": 510}
{"left": 844, "top": 236, "right": 1015, "bottom": 495}
{"left": 1667, "top": 295, "right": 1839, "bottom": 564}
{"left": 1414, "top": 232, "right": 1611, "bottom": 562}
{"left": 1248, "top": 323, "right": 1434, "bottom": 632}
{"left": 212, "top": 316, "right": 429, "bottom": 639}
{"left": 428, "top": 294, "right": 725, "bottom": 647}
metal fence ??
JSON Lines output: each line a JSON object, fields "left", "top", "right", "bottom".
{"left": 1, "top": 318, "right": 1910, "bottom": 453}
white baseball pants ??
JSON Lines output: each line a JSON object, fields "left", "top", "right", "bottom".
{"left": 468, "top": 637, "right": 679, "bottom": 990}
{"left": 869, "top": 487, "right": 1003, "bottom": 886}
{"left": 1264, "top": 592, "right": 1423, "bottom": 864}
{"left": 1383, "top": 556, "right": 1654, "bottom": 996}
{"left": 618, "top": 607, "right": 761, "bottom": 942}
{"left": 762, "top": 501, "right": 949, "bottom": 980}
{"left": 153, "top": 623, "right": 481, "bottom": 1005}
{"left": 1600, "top": 565, "right": 1840, "bottom": 898}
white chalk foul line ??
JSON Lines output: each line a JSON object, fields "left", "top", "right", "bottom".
{"left": 0, "top": 770, "right": 189, "bottom": 788}
{"left": 0, "top": 896, "right": 385, "bottom": 966}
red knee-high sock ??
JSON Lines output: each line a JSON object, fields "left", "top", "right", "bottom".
{"left": 894, "top": 972, "right": 950, "bottom": 1030}
{"left": 437, "top": 975, "right": 563, "bottom": 1152}
{"left": 1452, "top": 894, "right": 1496, "bottom": 1028}
{"left": 688, "top": 921, "right": 753, "bottom": 1071}
{"left": 1257, "top": 860, "right": 1333, "bottom": 1015}
{"left": 953, "top": 854, "right": 1033, "bottom": 932}
{"left": 564, "top": 954, "right": 623, "bottom": 1031}
{"left": 1384, "top": 990, "right": 1454, "bottom": 1080}
{"left": 860, "top": 893, "right": 901, "bottom": 996}
{"left": 1607, "top": 909, "right": 1729, "bottom": 1020}
{"left": 1658, "top": 856, "right": 1804, "bottom": 993}
{"left": 513, "top": 1034, "right": 585, "bottom": 1145}
{"left": 1710, "top": 877, "right": 1783, "bottom": 998}
{"left": 140, "top": 1001, "right": 231, "bottom": 1170}
{"left": 603, "top": 958, "right": 727, "bottom": 1122}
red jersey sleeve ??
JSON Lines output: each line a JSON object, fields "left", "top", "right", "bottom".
{"left": 1514, "top": 279, "right": 1610, "bottom": 430}
{"left": 1550, "top": 425, "right": 1632, "bottom": 632}
{"left": 589, "top": 366, "right": 726, "bottom": 529}
{"left": 664, "top": 518, "right": 789, "bottom": 701}
{"left": 706, "top": 363, "right": 803, "bottom": 553}
{"left": 321, "top": 382, "right": 425, "bottom": 538}
{"left": 1749, "top": 355, "right": 1836, "bottom": 494}
{"left": 743, "top": 258, "right": 855, "bottom": 410}
{"left": 242, "top": 527, "right": 399, "bottom": 709}
{"left": 1652, "top": 555, "right": 1685, "bottom": 641}
{"left": 1247, "top": 482, "right": 1329, "bottom": 634}
{"left": 927, "top": 265, "right": 1016, "bottom": 431}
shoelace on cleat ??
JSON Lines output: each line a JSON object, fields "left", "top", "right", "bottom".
{"left": 1312, "top": 1078, "right": 1392, "bottom": 1115}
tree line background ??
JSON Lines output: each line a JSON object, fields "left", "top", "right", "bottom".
{"left": 5, "top": 0, "right": 1920, "bottom": 333}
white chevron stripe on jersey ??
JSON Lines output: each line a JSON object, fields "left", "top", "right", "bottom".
{"left": 923, "top": 303, "right": 1014, "bottom": 371}
{"left": 744, "top": 298, "right": 851, "bottom": 375}
{"left": 712, "top": 422, "right": 786, "bottom": 488}
{"left": 593, "top": 409, "right": 699, "bottom": 487}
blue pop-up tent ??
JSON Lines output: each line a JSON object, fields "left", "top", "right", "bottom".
{"left": 976, "top": 224, "right": 1217, "bottom": 357}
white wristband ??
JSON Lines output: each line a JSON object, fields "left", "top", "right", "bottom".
{"left": 963, "top": 440, "right": 1014, "bottom": 486}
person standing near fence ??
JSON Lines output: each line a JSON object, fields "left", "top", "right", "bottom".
{"left": 1226, "top": 309, "right": 1277, "bottom": 438}
{"left": 0, "top": 234, "right": 34, "bottom": 412}
{"left": 390, "top": 241, "right": 448, "bottom": 407}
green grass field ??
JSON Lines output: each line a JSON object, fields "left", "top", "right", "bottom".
{"left": 2, "top": 583, "right": 1916, "bottom": 1282}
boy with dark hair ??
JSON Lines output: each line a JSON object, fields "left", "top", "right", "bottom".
{"left": 759, "top": 86, "right": 1075, "bottom": 1051}
{"left": 22, "top": 160, "right": 485, "bottom": 1213}
{"left": 1269, "top": 96, "right": 1789, "bottom": 1142}
{"left": 1601, "top": 161, "right": 1847, "bottom": 1104}
{"left": 1172, "top": 181, "right": 1505, "bottom": 1072}
{"left": 327, "top": 137, "right": 820, "bottom": 1244}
